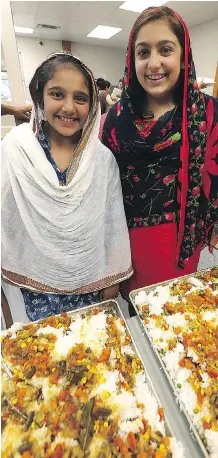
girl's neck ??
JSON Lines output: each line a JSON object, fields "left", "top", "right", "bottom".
{"left": 44, "top": 122, "right": 81, "bottom": 149}
{"left": 43, "top": 123, "right": 82, "bottom": 172}
{"left": 145, "top": 94, "right": 176, "bottom": 120}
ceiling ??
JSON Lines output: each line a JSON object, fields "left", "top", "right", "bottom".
{"left": 10, "top": 1, "right": 218, "bottom": 49}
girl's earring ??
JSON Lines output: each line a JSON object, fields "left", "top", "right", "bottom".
{"left": 181, "top": 63, "right": 185, "bottom": 70}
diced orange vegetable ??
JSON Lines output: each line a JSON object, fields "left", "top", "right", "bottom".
{"left": 141, "top": 418, "right": 148, "bottom": 433}
{"left": 162, "top": 436, "right": 170, "bottom": 447}
{"left": 203, "top": 419, "right": 212, "bottom": 430}
{"left": 51, "top": 444, "right": 64, "bottom": 458}
{"left": 155, "top": 450, "right": 165, "bottom": 458}
{"left": 197, "top": 392, "right": 204, "bottom": 404}
{"left": 158, "top": 407, "right": 164, "bottom": 421}
{"left": 137, "top": 452, "right": 148, "bottom": 458}
{"left": 17, "top": 388, "right": 27, "bottom": 397}
{"left": 66, "top": 403, "right": 77, "bottom": 415}
{"left": 98, "top": 347, "right": 111, "bottom": 362}
{"left": 52, "top": 415, "right": 60, "bottom": 427}
{"left": 49, "top": 374, "right": 59, "bottom": 384}
{"left": 77, "top": 352, "right": 86, "bottom": 360}
{"left": 74, "top": 387, "right": 88, "bottom": 401}
{"left": 51, "top": 401, "right": 57, "bottom": 410}
{"left": 75, "top": 387, "right": 83, "bottom": 397}
{"left": 127, "top": 432, "right": 137, "bottom": 452}
{"left": 22, "top": 452, "right": 32, "bottom": 458}
{"left": 142, "top": 305, "right": 149, "bottom": 312}
{"left": 120, "top": 444, "right": 129, "bottom": 456}
{"left": 115, "top": 435, "right": 123, "bottom": 449}
{"left": 58, "top": 390, "right": 69, "bottom": 402}
{"left": 208, "top": 368, "right": 218, "bottom": 378}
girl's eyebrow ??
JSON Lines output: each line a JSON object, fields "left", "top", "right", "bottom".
{"left": 136, "top": 39, "right": 176, "bottom": 48}
{"left": 47, "top": 86, "right": 89, "bottom": 97}
{"left": 47, "top": 86, "right": 64, "bottom": 91}
{"left": 75, "top": 90, "right": 90, "bottom": 98}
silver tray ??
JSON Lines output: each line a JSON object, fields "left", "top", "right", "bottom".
{"left": 129, "top": 268, "right": 218, "bottom": 458}
{"left": 2, "top": 300, "right": 177, "bottom": 445}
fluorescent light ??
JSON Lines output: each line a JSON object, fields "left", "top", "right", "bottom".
{"left": 120, "top": 0, "right": 166, "bottom": 13}
{"left": 87, "top": 25, "right": 122, "bottom": 40}
{"left": 14, "top": 26, "right": 34, "bottom": 34}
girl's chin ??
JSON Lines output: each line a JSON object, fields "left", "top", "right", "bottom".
{"left": 144, "top": 86, "right": 174, "bottom": 100}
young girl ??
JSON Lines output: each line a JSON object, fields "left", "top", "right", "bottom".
{"left": 1, "top": 52, "right": 133, "bottom": 322}
{"left": 102, "top": 7, "right": 218, "bottom": 299}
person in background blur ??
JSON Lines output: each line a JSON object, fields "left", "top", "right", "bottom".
{"left": 1, "top": 103, "right": 32, "bottom": 121}
{"left": 118, "top": 78, "right": 123, "bottom": 90}
{"left": 96, "top": 78, "right": 107, "bottom": 114}
{"left": 105, "top": 80, "right": 116, "bottom": 111}
{"left": 111, "top": 87, "right": 122, "bottom": 102}
{"left": 198, "top": 80, "right": 211, "bottom": 90}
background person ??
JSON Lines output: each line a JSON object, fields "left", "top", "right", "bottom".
{"left": 1, "top": 103, "right": 32, "bottom": 121}
{"left": 105, "top": 80, "right": 116, "bottom": 110}
{"left": 96, "top": 77, "right": 107, "bottom": 114}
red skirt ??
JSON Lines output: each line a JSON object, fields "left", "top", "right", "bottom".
{"left": 121, "top": 223, "right": 202, "bottom": 299}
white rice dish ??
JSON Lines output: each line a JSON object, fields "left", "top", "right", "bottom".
{"left": 134, "top": 268, "right": 218, "bottom": 457}
{"left": 2, "top": 307, "right": 186, "bottom": 458}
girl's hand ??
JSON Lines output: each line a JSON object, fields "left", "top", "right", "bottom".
{"left": 100, "top": 284, "right": 119, "bottom": 302}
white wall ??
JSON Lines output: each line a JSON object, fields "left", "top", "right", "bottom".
{"left": 189, "top": 19, "right": 218, "bottom": 96}
{"left": 70, "top": 42, "right": 125, "bottom": 85}
{"left": 16, "top": 36, "right": 62, "bottom": 98}
{"left": 16, "top": 36, "right": 126, "bottom": 98}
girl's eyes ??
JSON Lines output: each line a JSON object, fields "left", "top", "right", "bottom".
{"left": 49, "top": 92, "right": 88, "bottom": 103}
{"left": 75, "top": 96, "right": 87, "bottom": 103}
{"left": 51, "top": 91, "right": 63, "bottom": 99}
{"left": 161, "top": 47, "right": 172, "bottom": 54}
{"left": 137, "top": 47, "right": 172, "bottom": 57}
{"left": 138, "top": 49, "right": 149, "bottom": 57}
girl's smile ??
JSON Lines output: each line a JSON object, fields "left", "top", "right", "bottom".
{"left": 54, "top": 115, "right": 79, "bottom": 127}
{"left": 146, "top": 73, "right": 168, "bottom": 83}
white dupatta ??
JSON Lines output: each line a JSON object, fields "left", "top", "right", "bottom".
{"left": 1, "top": 53, "right": 133, "bottom": 294}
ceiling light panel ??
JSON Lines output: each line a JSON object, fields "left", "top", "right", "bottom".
{"left": 120, "top": 0, "right": 166, "bottom": 13}
{"left": 14, "top": 26, "right": 34, "bottom": 34}
{"left": 87, "top": 25, "right": 122, "bottom": 40}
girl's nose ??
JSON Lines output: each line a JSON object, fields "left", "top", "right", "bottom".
{"left": 62, "top": 97, "right": 74, "bottom": 113}
{"left": 147, "top": 52, "right": 161, "bottom": 72}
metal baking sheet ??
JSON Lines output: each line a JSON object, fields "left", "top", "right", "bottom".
{"left": 129, "top": 268, "right": 218, "bottom": 458}
{"left": 2, "top": 299, "right": 176, "bottom": 444}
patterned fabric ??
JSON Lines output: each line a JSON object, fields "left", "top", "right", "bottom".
{"left": 21, "top": 125, "right": 100, "bottom": 320}
{"left": 103, "top": 105, "right": 182, "bottom": 227}
{"left": 102, "top": 10, "right": 218, "bottom": 268}
{"left": 38, "top": 124, "right": 68, "bottom": 185}
{"left": 21, "top": 289, "right": 101, "bottom": 321}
